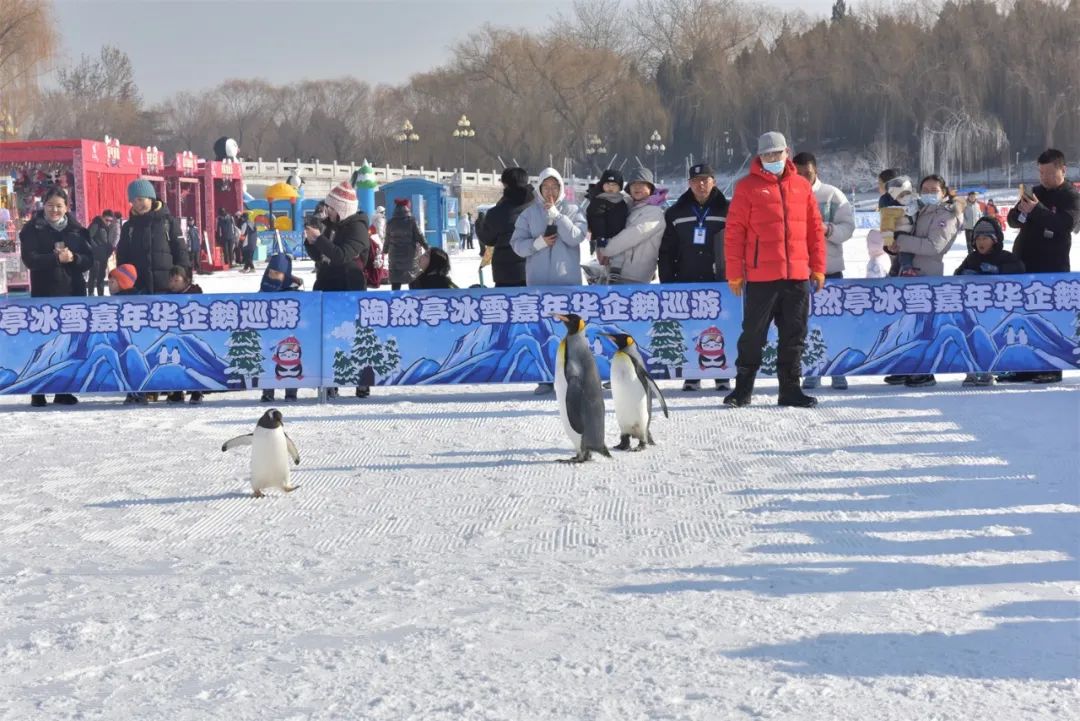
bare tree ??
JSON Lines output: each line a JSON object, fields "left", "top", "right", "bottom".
{"left": 0, "top": 0, "right": 59, "bottom": 136}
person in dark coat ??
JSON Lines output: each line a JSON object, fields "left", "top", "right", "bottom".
{"left": 86, "top": 210, "right": 113, "bottom": 296}
{"left": 115, "top": 179, "right": 189, "bottom": 294}
{"left": 585, "top": 168, "right": 629, "bottom": 255}
{"left": 1008, "top": 148, "right": 1079, "bottom": 275}
{"left": 19, "top": 186, "right": 93, "bottom": 407}
{"left": 476, "top": 167, "right": 535, "bottom": 287}
{"left": 304, "top": 182, "right": 369, "bottom": 293}
{"left": 1003, "top": 148, "right": 1080, "bottom": 385}
{"left": 186, "top": 218, "right": 203, "bottom": 273}
{"left": 659, "top": 163, "right": 731, "bottom": 392}
{"left": 216, "top": 206, "right": 237, "bottom": 268}
{"left": 303, "top": 181, "right": 370, "bottom": 398}
{"left": 384, "top": 198, "right": 428, "bottom": 290}
{"left": 237, "top": 212, "right": 258, "bottom": 272}
{"left": 410, "top": 247, "right": 457, "bottom": 290}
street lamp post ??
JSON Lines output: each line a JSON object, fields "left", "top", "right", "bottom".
{"left": 396, "top": 120, "right": 420, "bottom": 168}
{"left": 645, "top": 129, "right": 666, "bottom": 180}
{"left": 724, "top": 130, "right": 734, "bottom": 168}
{"left": 585, "top": 133, "right": 607, "bottom": 171}
{"left": 452, "top": 114, "right": 475, "bottom": 170}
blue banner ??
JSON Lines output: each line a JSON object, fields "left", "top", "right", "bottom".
{"left": 320, "top": 285, "right": 730, "bottom": 385}
{"left": 0, "top": 276, "right": 1077, "bottom": 394}
{"left": 0, "top": 293, "right": 324, "bottom": 394}
{"left": 803, "top": 275, "right": 1080, "bottom": 377}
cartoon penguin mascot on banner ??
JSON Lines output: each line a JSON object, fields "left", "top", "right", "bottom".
{"left": 696, "top": 326, "right": 727, "bottom": 372}
{"left": 272, "top": 336, "right": 304, "bottom": 382}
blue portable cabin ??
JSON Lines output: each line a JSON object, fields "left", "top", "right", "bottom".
{"left": 379, "top": 177, "right": 450, "bottom": 249}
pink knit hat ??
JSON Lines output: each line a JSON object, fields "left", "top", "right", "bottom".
{"left": 324, "top": 181, "right": 358, "bottom": 219}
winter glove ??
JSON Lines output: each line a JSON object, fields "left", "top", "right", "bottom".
{"left": 545, "top": 204, "right": 560, "bottom": 222}
{"left": 979, "top": 262, "right": 1000, "bottom": 274}
{"left": 728, "top": 277, "right": 745, "bottom": 297}
{"left": 811, "top": 272, "right": 826, "bottom": 292}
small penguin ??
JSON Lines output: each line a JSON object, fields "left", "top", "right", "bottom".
{"left": 604, "top": 333, "right": 669, "bottom": 451}
{"left": 221, "top": 409, "right": 300, "bottom": 497}
{"left": 553, "top": 313, "right": 610, "bottom": 463}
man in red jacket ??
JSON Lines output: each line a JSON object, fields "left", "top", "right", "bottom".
{"left": 723, "top": 132, "right": 827, "bottom": 408}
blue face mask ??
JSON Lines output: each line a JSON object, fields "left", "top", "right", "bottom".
{"left": 920, "top": 193, "right": 941, "bottom": 206}
{"left": 762, "top": 160, "right": 785, "bottom": 175}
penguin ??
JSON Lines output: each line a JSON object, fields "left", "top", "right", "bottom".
{"left": 553, "top": 313, "right": 611, "bottom": 463}
{"left": 603, "top": 332, "right": 669, "bottom": 451}
{"left": 221, "top": 409, "right": 301, "bottom": 497}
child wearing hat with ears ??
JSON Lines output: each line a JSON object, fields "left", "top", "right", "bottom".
{"left": 954, "top": 215, "right": 1025, "bottom": 387}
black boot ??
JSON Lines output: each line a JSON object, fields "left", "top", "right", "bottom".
{"left": 723, "top": 367, "right": 756, "bottom": 407}
{"left": 777, "top": 366, "right": 818, "bottom": 408}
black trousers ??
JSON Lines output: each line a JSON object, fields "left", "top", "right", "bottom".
{"left": 89, "top": 257, "right": 108, "bottom": 296}
{"left": 965, "top": 229, "right": 976, "bottom": 254}
{"left": 734, "top": 279, "right": 810, "bottom": 375}
{"left": 221, "top": 239, "right": 234, "bottom": 267}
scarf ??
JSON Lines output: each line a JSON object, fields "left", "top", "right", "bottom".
{"left": 47, "top": 214, "right": 69, "bottom": 232}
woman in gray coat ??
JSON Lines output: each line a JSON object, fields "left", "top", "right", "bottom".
{"left": 384, "top": 198, "right": 428, "bottom": 290}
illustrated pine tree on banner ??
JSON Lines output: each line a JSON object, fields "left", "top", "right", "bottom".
{"left": 332, "top": 349, "right": 359, "bottom": 385}
{"left": 352, "top": 322, "right": 384, "bottom": 386}
{"left": 649, "top": 320, "right": 687, "bottom": 379}
{"left": 802, "top": 327, "right": 828, "bottom": 375}
{"left": 761, "top": 334, "right": 779, "bottom": 375}
{"left": 376, "top": 337, "right": 402, "bottom": 382}
{"left": 225, "top": 329, "right": 264, "bottom": 388}
{"left": 1074, "top": 310, "right": 1080, "bottom": 342}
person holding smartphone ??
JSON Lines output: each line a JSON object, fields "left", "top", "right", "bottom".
{"left": 1002, "top": 148, "right": 1080, "bottom": 384}
{"left": 19, "top": 186, "right": 93, "bottom": 407}
{"left": 510, "top": 166, "right": 588, "bottom": 394}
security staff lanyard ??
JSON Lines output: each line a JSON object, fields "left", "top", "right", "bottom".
{"left": 692, "top": 203, "right": 709, "bottom": 245}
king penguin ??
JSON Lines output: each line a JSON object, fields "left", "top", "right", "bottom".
{"left": 221, "top": 409, "right": 301, "bottom": 497}
{"left": 553, "top": 313, "right": 610, "bottom": 463}
{"left": 604, "top": 333, "right": 669, "bottom": 451}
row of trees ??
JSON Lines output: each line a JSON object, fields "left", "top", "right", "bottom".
{"left": 6, "top": 0, "right": 1078, "bottom": 186}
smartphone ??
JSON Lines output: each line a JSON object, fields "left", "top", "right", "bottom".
{"left": 1019, "top": 184, "right": 1035, "bottom": 201}
{"left": 544, "top": 223, "right": 557, "bottom": 237}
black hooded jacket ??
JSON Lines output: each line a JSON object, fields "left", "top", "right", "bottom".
{"left": 116, "top": 201, "right": 189, "bottom": 294}
{"left": 19, "top": 212, "right": 93, "bottom": 297}
{"left": 659, "top": 187, "right": 730, "bottom": 283}
{"left": 476, "top": 184, "right": 535, "bottom": 286}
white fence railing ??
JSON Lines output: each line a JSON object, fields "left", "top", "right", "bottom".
{"left": 241, "top": 159, "right": 593, "bottom": 192}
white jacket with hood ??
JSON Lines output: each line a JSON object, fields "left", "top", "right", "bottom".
{"left": 510, "top": 167, "right": 587, "bottom": 286}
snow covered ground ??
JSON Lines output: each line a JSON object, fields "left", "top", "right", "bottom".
{"left": 2, "top": 228, "right": 1078, "bottom": 720}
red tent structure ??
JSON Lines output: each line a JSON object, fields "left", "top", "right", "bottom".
{"left": 0, "top": 137, "right": 155, "bottom": 224}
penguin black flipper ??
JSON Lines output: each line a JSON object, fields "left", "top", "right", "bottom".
{"left": 284, "top": 434, "right": 301, "bottom": 466}
{"left": 222, "top": 434, "right": 254, "bottom": 452}
{"left": 629, "top": 353, "right": 669, "bottom": 418}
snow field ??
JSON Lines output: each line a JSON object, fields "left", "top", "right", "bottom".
{"left": 1, "top": 375, "right": 1077, "bottom": 720}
